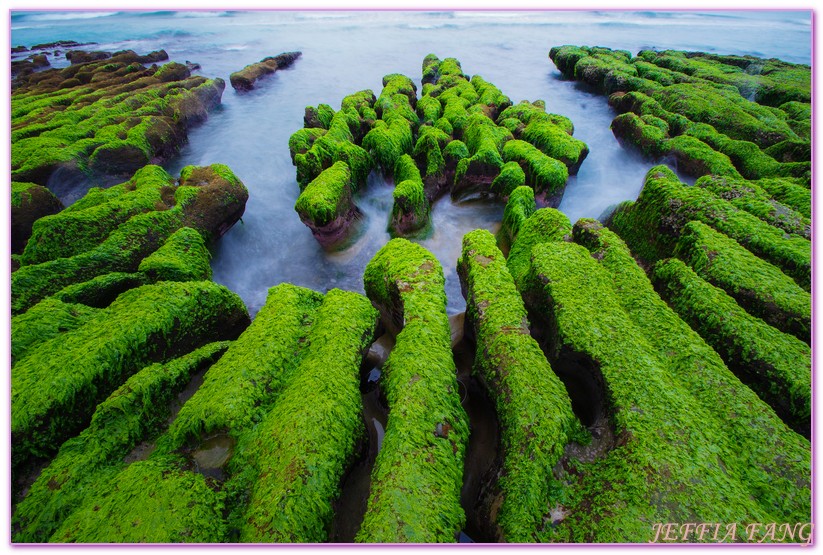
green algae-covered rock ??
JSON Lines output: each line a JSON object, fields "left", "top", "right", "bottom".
{"left": 229, "top": 51, "right": 301, "bottom": 92}
{"left": 674, "top": 220, "right": 810, "bottom": 342}
{"left": 362, "top": 118, "right": 413, "bottom": 174}
{"left": 21, "top": 165, "right": 174, "bottom": 266}
{"left": 609, "top": 166, "right": 810, "bottom": 290}
{"left": 511, "top": 226, "right": 809, "bottom": 542}
{"left": 389, "top": 155, "right": 430, "bottom": 238}
{"left": 652, "top": 258, "right": 810, "bottom": 437}
{"left": 167, "top": 283, "right": 323, "bottom": 448}
{"left": 10, "top": 297, "right": 99, "bottom": 366}
{"left": 496, "top": 185, "right": 535, "bottom": 255}
{"left": 458, "top": 229, "right": 580, "bottom": 542}
{"left": 696, "top": 174, "right": 810, "bottom": 238}
{"left": 11, "top": 163, "right": 247, "bottom": 314}
{"left": 12, "top": 342, "right": 230, "bottom": 543}
{"left": 50, "top": 455, "right": 227, "bottom": 543}
{"left": 358, "top": 239, "right": 468, "bottom": 542}
{"left": 565, "top": 218, "right": 810, "bottom": 538}
{"left": 11, "top": 182, "right": 63, "bottom": 254}
{"left": 238, "top": 289, "right": 378, "bottom": 542}
{"left": 550, "top": 45, "right": 810, "bottom": 185}
{"left": 12, "top": 50, "right": 226, "bottom": 185}
{"left": 11, "top": 281, "right": 249, "bottom": 472}
{"left": 502, "top": 140, "right": 568, "bottom": 203}
{"left": 137, "top": 226, "right": 212, "bottom": 282}
{"left": 291, "top": 55, "right": 587, "bottom": 244}
{"left": 294, "top": 160, "right": 359, "bottom": 247}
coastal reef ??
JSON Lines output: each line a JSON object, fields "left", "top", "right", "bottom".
{"left": 549, "top": 46, "right": 810, "bottom": 184}
{"left": 229, "top": 51, "right": 302, "bottom": 91}
{"left": 481, "top": 193, "right": 810, "bottom": 541}
{"left": 289, "top": 54, "right": 589, "bottom": 247}
{"left": 10, "top": 40, "right": 811, "bottom": 545}
{"left": 12, "top": 164, "right": 248, "bottom": 314}
{"left": 12, "top": 47, "right": 225, "bottom": 189}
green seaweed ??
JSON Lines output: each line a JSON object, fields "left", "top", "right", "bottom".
{"left": 496, "top": 185, "right": 535, "bottom": 254}
{"left": 358, "top": 239, "right": 468, "bottom": 542}
{"left": 608, "top": 165, "right": 810, "bottom": 290}
{"left": 49, "top": 455, "right": 227, "bottom": 542}
{"left": 696, "top": 174, "right": 810, "bottom": 237}
{"left": 12, "top": 342, "right": 230, "bottom": 543}
{"left": 166, "top": 283, "right": 323, "bottom": 448}
{"left": 502, "top": 140, "right": 568, "bottom": 198}
{"left": 517, "top": 237, "right": 809, "bottom": 542}
{"left": 674, "top": 220, "right": 810, "bottom": 342}
{"left": 490, "top": 160, "right": 526, "bottom": 198}
{"left": 458, "top": 229, "right": 579, "bottom": 542}
{"left": 237, "top": 289, "right": 377, "bottom": 542}
{"left": 137, "top": 226, "right": 212, "bottom": 282}
{"left": 11, "top": 281, "right": 249, "bottom": 472}
{"left": 652, "top": 258, "right": 810, "bottom": 436}
{"left": 294, "top": 160, "right": 355, "bottom": 229}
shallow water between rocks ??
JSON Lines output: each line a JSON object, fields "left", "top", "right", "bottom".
{"left": 12, "top": 9, "right": 811, "bottom": 316}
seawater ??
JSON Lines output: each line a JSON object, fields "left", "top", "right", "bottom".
{"left": 11, "top": 10, "right": 812, "bottom": 316}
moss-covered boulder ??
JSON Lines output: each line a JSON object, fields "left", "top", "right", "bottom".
{"left": 358, "top": 239, "right": 468, "bottom": 542}
{"left": 12, "top": 49, "right": 225, "bottom": 187}
{"left": 229, "top": 51, "right": 301, "bottom": 91}
{"left": 11, "top": 182, "right": 63, "bottom": 254}
{"left": 458, "top": 229, "right": 580, "bottom": 542}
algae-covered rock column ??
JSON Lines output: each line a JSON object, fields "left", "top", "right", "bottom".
{"left": 12, "top": 342, "right": 231, "bottom": 543}
{"left": 357, "top": 239, "right": 468, "bottom": 542}
{"left": 236, "top": 289, "right": 377, "bottom": 542}
{"left": 290, "top": 54, "right": 589, "bottom": 245}
{"left": 548, "top": 45, "right": 810, "bottom": 187}
{"left": 457, "top": 229, "right": 581, "bottom": 542}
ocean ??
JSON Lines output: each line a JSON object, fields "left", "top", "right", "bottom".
{"left": 11, "top": 10, "right": 813, "bottom": 316}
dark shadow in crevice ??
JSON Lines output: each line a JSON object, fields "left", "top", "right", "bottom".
{"left": 454, "top": 335, "right": 499, "bottom": 544}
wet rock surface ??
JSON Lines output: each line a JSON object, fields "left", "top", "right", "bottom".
{"left": 229, "top": 51, "right": 301, "bottom": 91}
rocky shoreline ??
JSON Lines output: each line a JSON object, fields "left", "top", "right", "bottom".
{"left": 10, "top": 42, "right": 811, "bottom": 544}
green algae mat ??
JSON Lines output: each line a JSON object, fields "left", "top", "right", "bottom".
{"left": 10, "top": 44, "right": 811, "bottom": 545}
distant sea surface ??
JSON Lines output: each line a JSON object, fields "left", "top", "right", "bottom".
{"left": 11, "top": 10, "right": 813, "bottom": 316}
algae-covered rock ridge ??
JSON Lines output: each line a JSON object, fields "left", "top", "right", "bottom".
{"left": 12, "top": 47, "right": 226, "bottom": 189}
{"left": 289, "top": 54, "right": 589, "bottom": 247}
